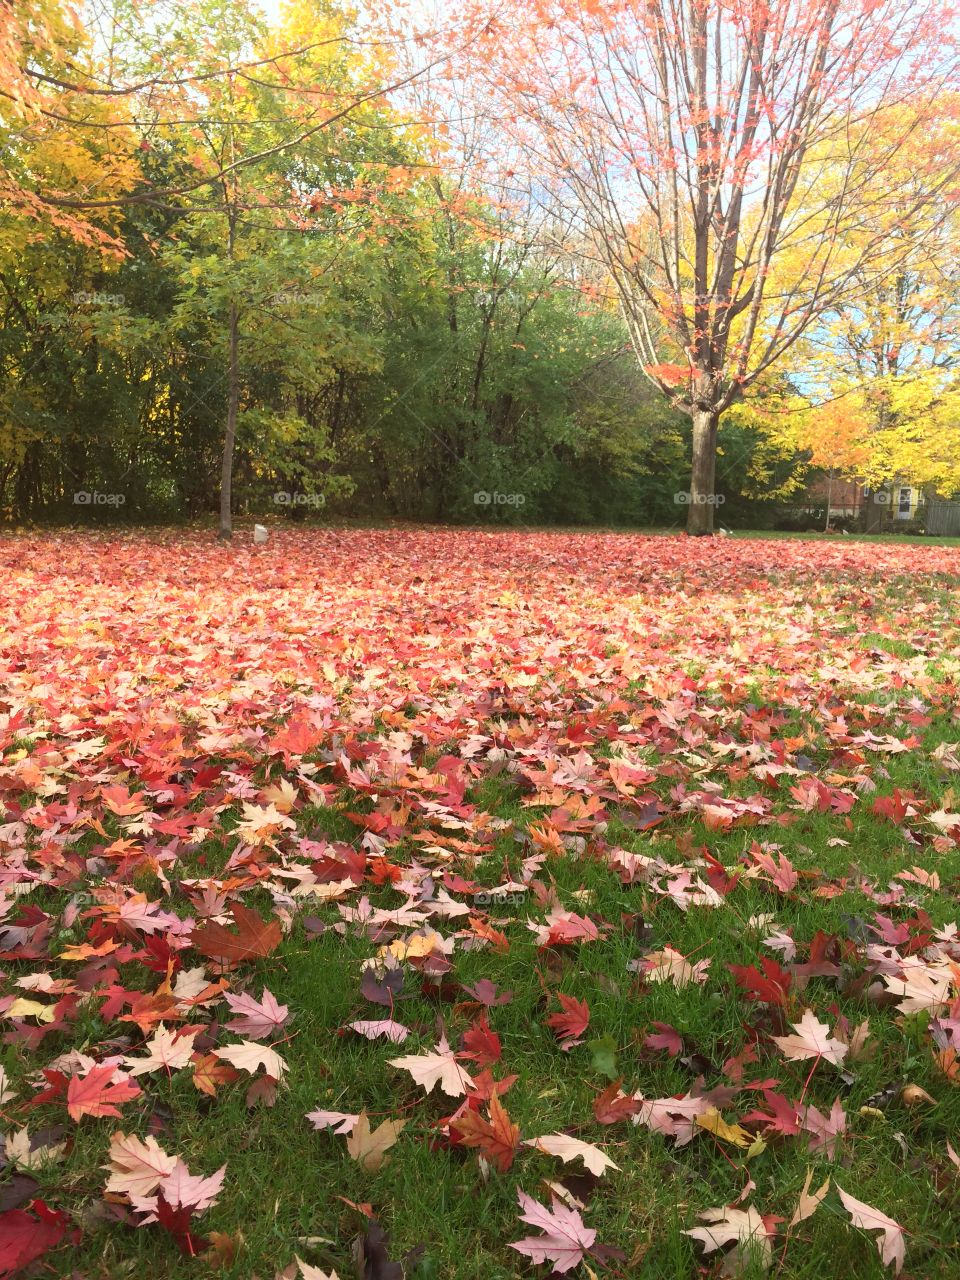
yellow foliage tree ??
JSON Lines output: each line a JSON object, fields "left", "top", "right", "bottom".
{"left": 758, "top": 100, "right": 960, "bottom": 506}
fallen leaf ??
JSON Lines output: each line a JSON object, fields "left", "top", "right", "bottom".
{"left": 191, "top": 904, "right": 282, "bottom": 965}
{"left": 837, "top": 1187, "right": 905, "bottom": 1273}
{"left": 452, "top": 1094, "right": 520, "bottom": 1172}
{"left": 104, "top": 1131, "right": 177, "bottom": 1198}
{"left": 345, "top": 1112, "right": 406, "bottom": 1172}
{"left": 790, "top": 1169, "right": 830, "bottom": 1227}
{"left": 509, "top": 1189, "right": 597, "bottom": 1274}
{"left": 772, "top": 1010, "right": 847, "bottom": 1065}
{"left": 66, "top": 1064, "right": 141, "bottom": 1121}
{"left": 695, "top": 1107, "right": 752, "bottom": 1149}
{"left": 546, "top": 995, "right": 590, "bottom": 1050}
{"left": 224, "top": 988, "right": 290, "bottom": 1039}
{"left": 213, "top": 1041, "right": 287, "bottom": 1080}
{"left": 524, "top": 1133, "right": 618, "bottom": 1176}
{"left": 685, "top": 1204, "right": 774, "bottom": 1272}
{"left": 388, "top": 1037, "right": 475, "bottom": 1097}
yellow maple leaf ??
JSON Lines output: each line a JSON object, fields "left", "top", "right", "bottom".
{"left": 695, "top": 1107, "right": 752, "bottom": 1148}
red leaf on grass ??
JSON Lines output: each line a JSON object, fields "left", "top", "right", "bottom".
{"left": 0, "top": 1199, "right": 71, "bottom": 1277}
{"left": 728, "top": 958, "right": 792, "bottom": 1006}
{"left": 66, "top": 1064, "right": 141, "bottom": 1121}
{"left": 741, "top": 1089, "right": 802, "bottom": 1138}
{"left": 644, "top": 1022, "right": 683, "bottom": 1056}
{"left": 459, "top": 1014, "right": 502, "bottom": 1066}
{"left": 546, "top": 995, "right": 590, "bottom": 1049}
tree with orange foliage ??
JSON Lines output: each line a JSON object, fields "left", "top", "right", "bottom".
{"left": 791, "top": 397, "right": 873, "bottom": 530}
{"left": 460, "top": 0, "right": 960, "bottom": 532}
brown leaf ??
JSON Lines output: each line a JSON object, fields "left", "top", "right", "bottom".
{"left": 245, "top": 1075, "right": 279, "bottom": 1108}
{"left": 191, "top": 903, "right": 282, "bottom": 964}
{"left": 592, "top": 1080, "right": 640, "bottom": 1124}
{"left": 204, "top": 1230, "right": 243, "bottom": 1268}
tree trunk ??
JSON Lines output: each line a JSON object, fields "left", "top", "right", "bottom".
{"left": 219, "top": 300, "right": 240, "bottom": 539}
{"left": 687, "top": 407, "right": 719, "bottom": 535}
{"left": 824, "top": 470, "right": 833, "bottom": 532}
{"left": 862, "top": 486, "right": 884, "bottom": 533}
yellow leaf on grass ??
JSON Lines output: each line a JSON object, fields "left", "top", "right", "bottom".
{"left": 378, "top": 932, "right": 442, "bottom": 962}
{"left": 695, "top": 1107, "right": 752, "bottom": 1148}
{"left": 7, "top": 999, "right": 56, "bottom": 1023}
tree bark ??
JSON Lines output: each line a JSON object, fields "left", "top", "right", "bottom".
{"left": 862, "top": 486, "right": 884, "bottom": 533}
{"left": 687, "top": 407, "right": 718, "bottom": 535}
{"left": 825, "top": 470, "right": 833, "bottom": 532}
{"left": 218, "top": 299, "right": 239, "bottom": 539}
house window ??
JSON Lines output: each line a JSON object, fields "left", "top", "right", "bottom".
{"left": 897, "top": 487, "right": 912, "bottom": 519}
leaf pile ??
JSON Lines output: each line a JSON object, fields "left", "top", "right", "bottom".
{"left": 1, "top": 529, "right": 959, "bottom": 1276}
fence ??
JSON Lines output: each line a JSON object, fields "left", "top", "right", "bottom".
{"left": 926, "top": 501, "right": 960, "bottom": 537}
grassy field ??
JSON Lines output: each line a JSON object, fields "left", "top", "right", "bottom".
{"left": 1, "top": 528, "right": 959, "bottom": 1279}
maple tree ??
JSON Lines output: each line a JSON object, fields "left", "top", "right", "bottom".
{"left": 462, "top": 0, "right": 960, "bottom": 532}
{"left": 751, "top": 101, "right": 960, "bottom": 514}
{"left": 0, "top": 0, "right": 139, "bottom": 249}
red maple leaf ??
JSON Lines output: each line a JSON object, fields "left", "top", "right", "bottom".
{"left": 459, "top": 1014, "right": 502, "bottom": 1066}
{"left": 0, "top": 1200, "right": 73, "bottom": 1275}
{"left": 67, "top": 1064, "right": 142, "bottom": 1121}
{"left": 469, "top": 1069, "right": 519, "bottom": 1101}
{"left": 644, "top": 1022, "right": 683, "bottom": 1056}
{"left": 792, "top": 930, "right": 841, "bottom": 979}
{"left": 156, "top": 1193, "right": 209, "bottom": 1256}
{"left": 728, "top": 958, "right": 792, "bottom": 1006}
{"left": 741, "top": 1089, "right": 802, "bottom": 1137}
{"left": 546, "top": 994, "right": 590, "bottom": 1049}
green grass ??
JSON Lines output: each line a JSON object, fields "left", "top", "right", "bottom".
{"left": 42, "top": 755, "right": 960, "bottom": 1280}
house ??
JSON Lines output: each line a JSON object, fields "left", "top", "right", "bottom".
{"left": 801, "top": 475, "right": 920, "bottom": 524}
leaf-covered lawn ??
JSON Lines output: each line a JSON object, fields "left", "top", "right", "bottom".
{"left": 2, "top": 528, "right": 960, "bottom": 1279}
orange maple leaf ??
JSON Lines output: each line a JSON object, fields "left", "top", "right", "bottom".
{"left": 644, "top": 362, "right": 688, "bottom": 388}
{"left": 467, "top": 915, "right": 510, "bottom": 952}
{"left": 451, "top": 1094, "right": 520, "bottom": 1172}
{"left": 191, "top": 1052, "right": 240, "bottom": 1098}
